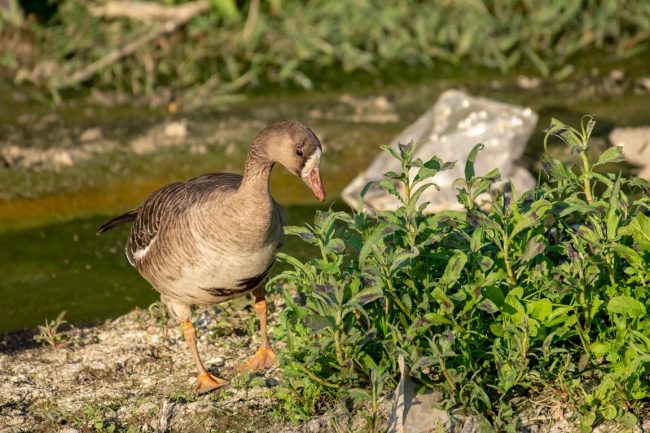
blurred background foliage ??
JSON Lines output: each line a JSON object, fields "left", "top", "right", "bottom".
{"left": 1, "top": 0, "right": 650, "bottom": 104}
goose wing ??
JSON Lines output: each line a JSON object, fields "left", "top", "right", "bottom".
{"left": 126, "top": 173, "right": 242, "bottom": 266}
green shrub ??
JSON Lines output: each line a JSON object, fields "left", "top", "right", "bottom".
{"left": 7, "top": 0, "right": 650, "bottom": 99}
{"left": 271, "top": 117, "right": 650, "bottom": 431}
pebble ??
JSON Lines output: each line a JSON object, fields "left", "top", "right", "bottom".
{"left": 517, "top": 75, "right": 541, "bottom": 89}
{"left": 80, "top": 127, "right": 103, "bottom": 142}
{"left": 164, "top": 120, "right": 188, "bottom": 139}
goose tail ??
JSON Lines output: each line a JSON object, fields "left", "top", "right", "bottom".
{"left": 96, "top": 209, "right": 139, "bottom": 235}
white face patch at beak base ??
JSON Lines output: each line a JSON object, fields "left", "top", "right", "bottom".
{"left": 300, "top": 147, "right": 322, "bottom": 179}
{"left": 300, "top": 147, "right": 326, "bottom": 202}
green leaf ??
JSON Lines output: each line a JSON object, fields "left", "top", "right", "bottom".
{"left": 485, "top": 286, "right": 505, "bottom": 307}
{"left": 612, "top": 243, "right": 643, "bottom": 268}
{"left": 606, "top": 177, "right": 621, "bottom": 240}
{"left": 357, "top": 181, "right": 374, "bottom": 211}
{"left": 359, "top": 226, "right": 388, "bottom": 267}
{"left": 527, "top": 299, "right": 552, "bottom": 321}
{"left": 593, "top": 146, "right": 625, "bottom": 167}
{"left": 390, "top": 247, "right": 420, "bottom": 273}
{"left": 408, "top": 183, "right": 436, "bottom": 214}
{"left": 465, "top": 143, "right": 485, "bottom": 182}
{"left": 607, "top": 296, "right": 646, "bottom": 319}
{"left": 325, "top": 238, "right": 345, "bottom": 254}
{"left": 477, "top": 299, "right": 498, "bottom": 314}
{"left": 510, "top": 210, "right": 542, "bottom": 238}
{"left": 432, "top": 288, "right": 454, "bottom": 312}
{"left": 601, "top": 405, "right": 617, "bottom": 420}
{"left": 439, "top": 251, "right": 467, "bottom": 287}
{"left": 413, "top": 156, "right": 442, "bottom": 183}
{"left": 619, "top": 213, "right": 650, "bottom": 251}
{"left": 284, "top": 226, "right": 318, "bottom": 244}
{"left": 521, "top": 235, "right": 546, "bottom": 262}
{"left": 620, "top": 412, "right": 638, "bottom": 428}
{"left": 304, "top": 314, "right": 333, "bottom": 331}
{"left": 378, "top": 179, "right": 400, "bottom": 198}
{"left": 580, "top": 412, "right": 596, "bottom": 433}
{"left": 470, "top": 228, "right": 484, "bottom": 252}
{"left": 346, "top": 286, "right": 383, "bottom": 307}
{"left": 590, "top": 342, "right": 611, "bottom": 357}
{"left": 347, "top": 388, "right": 372, "bottom": 402}
{"left": 424, "top": 312, "right": 452, "bottom": 325}
{"left": 211, "top": 0, "right": 239, "bottom": 19}
{"left": 249, "top": 376, "right": 267, "bottom": 387}
{"left": 277, "top": 252, "right": 312, "bottom": 275}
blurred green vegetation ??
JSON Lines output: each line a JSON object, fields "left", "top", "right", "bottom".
{"left": 1, "top": 0, "right": 649, "bottom": 104}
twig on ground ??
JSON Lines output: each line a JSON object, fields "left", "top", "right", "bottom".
{"left": 157, "top": 400, "right": 175, "bottom": 433}
{"left": 88, "top": 0, "right": 209, "bottom": 23}
{"left": 46, "top": 0, "right": 210, "bottom": 91}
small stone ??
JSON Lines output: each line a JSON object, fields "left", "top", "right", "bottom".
{"left": 638, "top": 77, "right": 650, "bottom": 91}
{"left": 131, "top": 136, "right": 156, "bottom": 155}
{"left": 59, "top": 428, "right": 81, "bottom": 433}
{"left": 136, "top": 401, "right": 157, "bottom": 415}
{"left": 164, "top": 120, "right": 188, "bottom": 139}
{"left": 52, "top": 150, "right": 74, "bottom": 167}
{"left": 189, "top": 144, "right": 207, "bottom": 154}
{"left": 517, "top": 75, "right": 541, "bottom": 90}
{"left": 609, "top": 68, "right": 624, "bottom": 82}
{"left": 207, "top": 357, "right": 225, "bottom": 367}
{"left": 373, "top": 95, "right": 393, "bottom": 111}
{"left": 80, "top": 127, "right": 103, "bottom": 142}
{"left": 17, "top": 113, "right": 36, "bottom": 125}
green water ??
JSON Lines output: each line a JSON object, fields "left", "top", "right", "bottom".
{"left": 0, "top": 206, "right": 323, "bottom": 332}
{"left": 2, "top": 64, "right": 650, "bottom": 332}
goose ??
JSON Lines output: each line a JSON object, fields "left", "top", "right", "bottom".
{"left": 97, "top": 121, "right": 325, "bottom": 393}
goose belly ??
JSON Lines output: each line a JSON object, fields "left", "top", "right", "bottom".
{"left": 161, "top": 242, "right": 277, "bottom": 305}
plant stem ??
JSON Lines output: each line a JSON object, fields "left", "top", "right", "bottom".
{"left": 438, "top": 358, "right": 457, "bottom": 395}
{"left": 334, "top": 311, "right": 345, "bottom": 367}
{"left": 503, "top": 232, "right": 518, "bottom": 286}
{"left": 293, "top": 363, "right": 340, "bottom": 388}
{"left": 580, "top": 152, "right": 594, "bottom": 204}
{"left": 385, "top": 277, "right": 414, "bottom": 321}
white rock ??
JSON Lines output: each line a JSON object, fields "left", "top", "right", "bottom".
{"left": 342, "top": 89, "right": 538, "bottom": 213}
{"left": 609, "top": 126, "right": 650, "bottom": 170}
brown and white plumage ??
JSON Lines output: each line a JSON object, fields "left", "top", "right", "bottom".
{"left": 97, "top": 121, "right": 325, "bottom": 393}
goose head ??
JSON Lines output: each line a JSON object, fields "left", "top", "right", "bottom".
{"left": 255, "top": 121, "right": 326, "bottom": 202}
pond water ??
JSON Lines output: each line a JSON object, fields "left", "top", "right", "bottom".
{"left": 1, "top": 64, "right": 650, "bottom": 332}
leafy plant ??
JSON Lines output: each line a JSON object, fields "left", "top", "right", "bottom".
{"left": 6, "top": 0, "right": 650, "bottom": 102}
{"left": 33, "top": 310, "right": 71, "bottom": 349}
{"left": 272, "top": 117, "right": 650, "bottom": 431}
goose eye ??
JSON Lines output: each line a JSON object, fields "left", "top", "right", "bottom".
{"left": 295, "top": 147, "right": 304, "bottom": 157}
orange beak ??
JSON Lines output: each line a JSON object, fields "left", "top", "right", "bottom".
{"left": 303, "top": 167, "right": 325, "bottom": 202}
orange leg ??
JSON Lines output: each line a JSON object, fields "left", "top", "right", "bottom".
{"left": 238, "top": 286, "right": 277, "bottom": 372}
{"left": 181, "top": 320, "right": 228, "bottom": 393}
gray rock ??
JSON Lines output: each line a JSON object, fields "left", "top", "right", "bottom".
{"left": 387, "top": 355, "right": 479, "bottom": 433}
{"left": 342, "top": 89, "right": 538, "bottom": 213}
